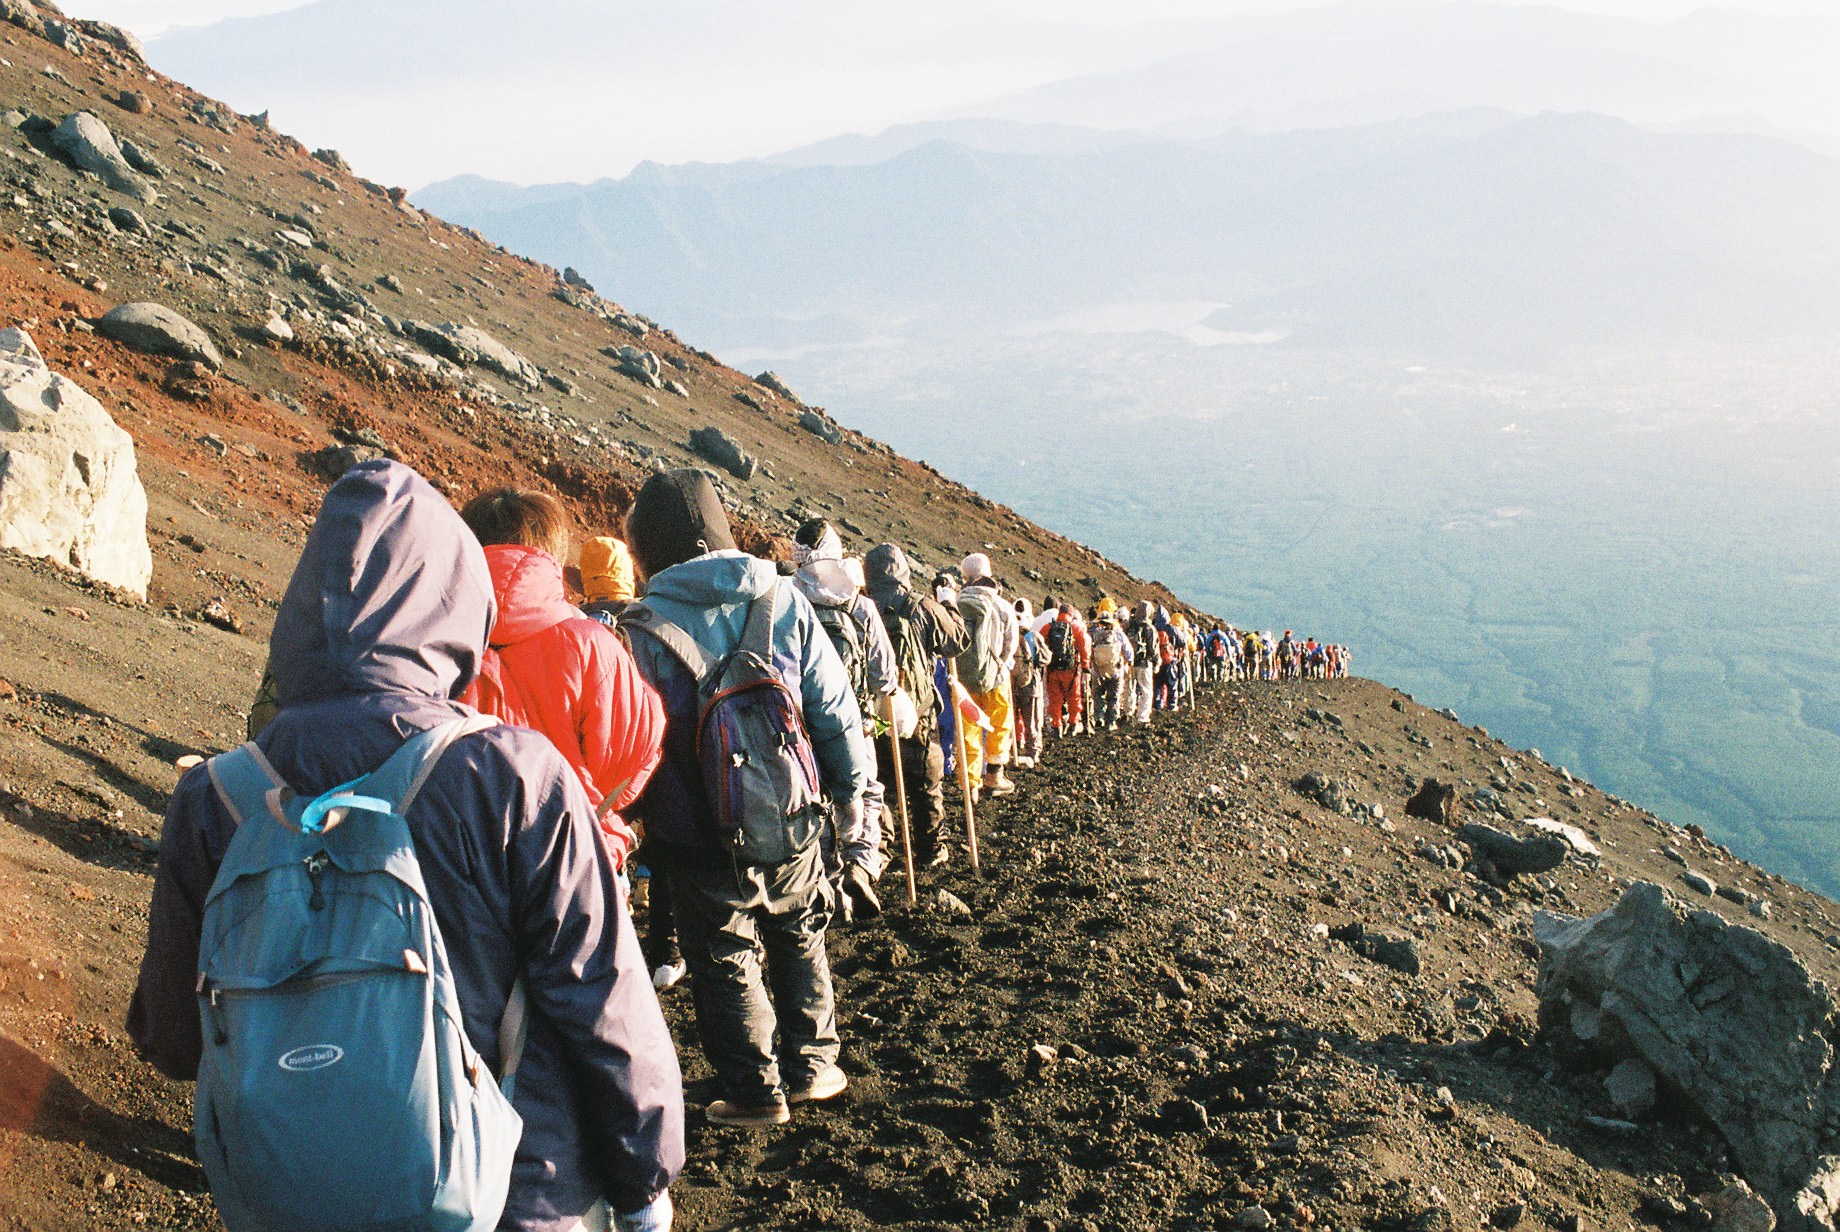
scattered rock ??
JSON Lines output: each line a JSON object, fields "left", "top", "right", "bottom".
{"left": 562, "top": 266, "right": 594, "bottom": 291}
{"left": 1459, "top": 823, "right": 1568, "bottom": 876}
{"left": 408, "top": 322, "right": 539, "bottom": 389}
{"left": 1604, "top": 1057, "right": 1658, "bottom": 1119}
{"left": 106, "top": 205, "right": 150, "bottom": 235}
{"left": 1681, "top": 870, "right": 1717, "bottom": 897}
{"left": 198, "top": 597, "right": 242, "bottom": 633}
{"left": 0, "top": 327, "right": 152, "bottom": 597}
{"left": 50, "top": 112, "right": 156, "bottom": 203}
{"left": 1296, "top": 769, "right": 1357, "bottom": 814}
{"left": 116, "top": 90, "right": 152, "bottom": 115}
{"left": 1330, "top": 922, "right": 1422, "bottom": 976}
{"left": 690, "top": 426, "right": 757, "bottom": 480}
{"left": 118, "top": 138, "right": 166, "bottom": 179}
{"left": 611, "top": 344, "right": 663, "bottom": 388}
{"left": 799, "top": 409, "right": 842, "bottom": 445}
{"left": 1237, "top": 1206, "right": 1273, "bottom": 1231}
{"left": 1703, "top": 1181, "right": 1778, "bottom": 1232}
{"left": 1523, "top": 816, "right": 1600, "bottom": 857}
{"left": 259, "top": 315, "right": 294, "bottom": 344}
{"left": 756, "top": 370, "right": 798, "bottom": 401}
{"left": 313, "top": 147, "right": 351, "bottom": 174}
{"left": 936, "top": 889, "right": 972, "bottom": 918}
{"left": 1536, "top": 882, "right": 1840, "bottom": 1232}
{"left": 1406, "top": 778, "right": 1460, "bottom": 823}
{"left": 97, "top": 302, "right": 223, "bottom": 369}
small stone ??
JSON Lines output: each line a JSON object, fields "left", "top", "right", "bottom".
{"left": 1491, "top": 1204, "right": 1525, "bottom": 1229}
{"left": 1681, "top": 870, "right": 1716, "bottom": 896}
{"left": 259, "top": 315, "right": 293, "bottom": 344}
{"left": 1748, "top": 899, "right": 1772, "bottom": 920}
{"left": 1701, "top": 1182, "right": 1775, "bottom": 1232}
{"left": 935, "top": 889, "right": 972, "bottom": 918}
{"left": 1236, "top": 1206, "right": 1273, "bottom": 1231}
{"left": 1604, "top": 1057, "right": 1657, "bottom": 1119}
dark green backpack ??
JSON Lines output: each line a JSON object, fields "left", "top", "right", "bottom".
{"left": 882, "top": 593, "right": 940, "bottom": 725}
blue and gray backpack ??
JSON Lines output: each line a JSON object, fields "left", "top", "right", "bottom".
{"left": 194, "top": 715, "right": 526, "bottom": 1232}
{"left": 621, "top": 580, "right": 825, "bottom": 865}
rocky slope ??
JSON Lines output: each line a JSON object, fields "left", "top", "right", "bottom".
{"left": 0, "top": 5, "right": 1834, "bottom": 1230}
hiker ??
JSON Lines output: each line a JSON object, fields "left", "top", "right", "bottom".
{"left": 1124, "top": 600, "right": 1159, "bottom": 724}
{"left": 865, "top": 544, "right": 971, "bottom": 867}
{"left": 581, "top": 534, "right": 639, "bottom": 626}
{"left": 620, "top": 469, "right": 871, "bottom": 1129}
{"left": 1088, "top": 603, "right": 1131, "bottom": 731}
{"left": 791, "top": 519, "right": 894, "bottom": 920}
{"left": 457, "top": 488, "right": 663, "bottom": 876}
{"left": 1043, "top": 602, "right": 1090, "bottom": 737}
{"left": 1010, "top": 597, "right": 1049, "bottom": 768}
{"left": 953, "top": 553, "right": 1020, "bottom": 797}
{"left": 128, "top": 460, "right": 683, "bottom": 1232}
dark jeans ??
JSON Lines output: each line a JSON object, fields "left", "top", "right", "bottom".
{"left": 669, "top": 845, "right": 838, "bottom": 1104}
{"left": 876, "top": 728, "right": 948, "bottom": 862}
{"left": 637, "top": 840, "right": 680, "bottom": 969}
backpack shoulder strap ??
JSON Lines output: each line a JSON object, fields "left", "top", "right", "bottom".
{"left": 205, "top": 742, "right": 291, "bottom": 828}
{"left": 356, "top": 713, "right": 502, "bottom": 816}
{"left": 620, "top": 601, "right": 716, "bottom": 683}
{"left": 740, "top": 580, "right": 782, "bottom": 661}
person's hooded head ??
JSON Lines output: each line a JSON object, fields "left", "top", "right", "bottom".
{"left": 960, "top": 552, "right": 992, "bottom": 584}
{"left": 578, "top": 536, "right": 636, "bottom": 605}
{"left": 270, "top": 459, "right": 494, "bottom": 707}
{"left": 864, "top": 542, "right": 913, "bottom": 605}
{"left": 1014, "top": 597, "right": 1034, "bottom": 626}
{"left": 623, "top": 468, "right": 736, "bottom": 583}
{"left": 790, "top": 517, "right": 858, "bottom": 606}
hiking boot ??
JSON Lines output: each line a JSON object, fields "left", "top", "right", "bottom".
{"left": 787, "top": 1065, "right": 849, "bottom": 1105}
{"left": 651, "top": 959, "right": 687, "bottom": 991}
{"left": 983, "top": 770, "right": 1016, "bottom": 797}
{"left": 706, "top": 1096, "right": 790, "bottom": 1128}
{"left": 1071, "top": 721, "right": 1085, "bottom": 736}
{"left": 1013, "top": 755, "right": 1035, "bottom": 769}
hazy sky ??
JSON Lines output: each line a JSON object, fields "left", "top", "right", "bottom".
{"left": 58, "top": 0, "right": 1840, "bottom": 187}
{"left": 69, "top": 0, "right": 1840, "bottom": 40}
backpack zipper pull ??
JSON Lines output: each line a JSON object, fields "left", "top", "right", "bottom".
{"left": 305, "top": 852, "right": 330, "bottom": 910}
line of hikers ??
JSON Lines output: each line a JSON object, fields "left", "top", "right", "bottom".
{"left": 126, "top": 461, "right": 1346, "bottom": 1232}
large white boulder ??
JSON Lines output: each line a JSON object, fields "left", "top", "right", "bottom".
{"left": 0, "top": 327, "right": 152, "bottom": 597}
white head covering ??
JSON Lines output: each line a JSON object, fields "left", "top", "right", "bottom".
{"left": 793, "top": 525, "right": 844, "bottom": 566}
{"left": 960, "top": 552, "right": 992, "bottom": 582}
{"left": 842, "top": 556, "right": 865, "bottom": 592}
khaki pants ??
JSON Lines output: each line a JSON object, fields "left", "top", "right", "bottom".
{"left": 964, "top": 677, "right": 1013, "bottom": 779}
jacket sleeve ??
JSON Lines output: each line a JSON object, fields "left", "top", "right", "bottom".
{"left": 577, "top": 625, "right": 667, "bottom": 861}
{"left": 786, "top": 588, "right": 870, "bottom": 802}
{"left": 919, "top": 595, "right": 971, "bottom": 659}
{"left": 126, "top": 767, "right": 224, "bottom": 1080}
{"left": 854, "top": 596, "right": 898, "bottom": 697}
{"left": 507, "top": 757, "right": 685, "bottom": 1213}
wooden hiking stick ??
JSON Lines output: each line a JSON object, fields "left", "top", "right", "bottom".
{"left": 881, "top": 693, "right": 917, "bottom": 906}
{"left": 945, "top": 660, "right": 982, "bottom": 876}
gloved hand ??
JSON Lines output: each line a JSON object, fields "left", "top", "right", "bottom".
{"left": 614, "top": 1190, "right": 673, "bottom": 1232}
{"left": 843, "top": 862, "right": 881, "bottom": 921}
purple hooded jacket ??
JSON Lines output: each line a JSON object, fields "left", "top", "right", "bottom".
{"left": 127, "top": 461, "right": 684, "bottom": 1230}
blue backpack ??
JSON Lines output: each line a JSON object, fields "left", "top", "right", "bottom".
{"left": 194, "top": 716, "right": 526, "bottom": 1232}
{"left": 622, "top": 581, "right": 824, "bottom": 865}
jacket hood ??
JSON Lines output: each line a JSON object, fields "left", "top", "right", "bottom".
{"left": 625, "top": 468, "right": 736, "bottom": 582}
{"left": 641, "top": 549, "right": 777, "bottom": 608}
{"left": 864, "top": 542, "right": 911, "bottom": 604}
{"left": 580, "top": 535, "right": 635, "bottom": 604}
{"left": 270, "top": 460, "right": 494, "bottom": 706}
{"left": 793, "top": 558, "right": 859, "bottom": 608}
{"left": 484, "top": 544, "right": 582, "bottom": 648}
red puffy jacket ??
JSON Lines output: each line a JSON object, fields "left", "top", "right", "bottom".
{"left": 460, "top": 544, "right": 664, "bottom": 869}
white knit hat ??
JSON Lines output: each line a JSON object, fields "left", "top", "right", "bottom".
{"left": 960, "top": 552, "right": 991, "bottom": 582}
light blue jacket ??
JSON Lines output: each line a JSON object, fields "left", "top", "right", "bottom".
{"left": 625, "top": 550, "right": 871, "bottom": 852}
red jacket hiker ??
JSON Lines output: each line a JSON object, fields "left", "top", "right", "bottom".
{"left": 460, "top": 543, "right": 663, "bottom": 869}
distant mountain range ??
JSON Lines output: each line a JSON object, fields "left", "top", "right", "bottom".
{"left": 417, "top": 110, "right": 1840, "bottom": 361}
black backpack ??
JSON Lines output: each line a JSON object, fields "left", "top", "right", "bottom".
{"left": 1130, "top": 620, "right": 1158, "bottom": 667}
{"left": 882, "top": 593, "right": 940, "bottom": 725}
{"left": 1045, "top": 620, "right": 1077, "bottom": 671}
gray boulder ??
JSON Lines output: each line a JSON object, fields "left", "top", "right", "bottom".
{"left": 408, "top": 322, "right": 539, "bottom": 389}
{"left": 756, "top": 370, "right": 797, "bottom": 401}
{"left": 50, "top": 112, "right": 156, "bottom": 203}
{"left": 1459, "top": 822, "right": 1568, "bottom": 876}
{"left": 799, "top": 409, "right": 842, "bottom": 445}
{"left": 1536, "top": 882, "right": 1840, "bottom": 1232}
{"left": 611, "top": 345, "right": 662, "bottom": 388}
{"left": 1330, "top": 922, "right": 1421, "bottom": 977}
{"left": 97, "top": 303, "right": 223, "bottom": 369}
{"left": 1604, "top": 1057, "right": 1658, "bottom": 1118}
{"left": 0, "top": 328, "right": 151, "bottom": 596}
{"left": 689, "top": 426, "right": 756, "bottom": 481}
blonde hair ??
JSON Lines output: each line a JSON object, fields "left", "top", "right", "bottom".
{"left": 459, "top": 488, "right": 571, "bottom": 563}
